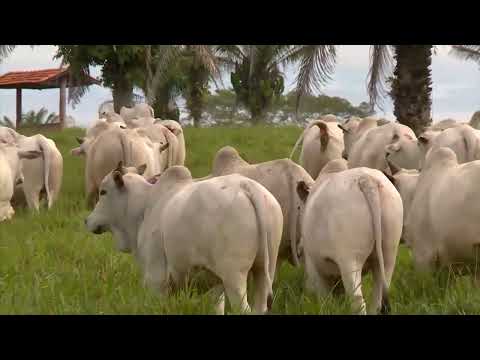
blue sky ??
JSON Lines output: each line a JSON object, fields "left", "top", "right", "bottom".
{"left": 1, "top": 45, "right": 479, "bottom": 127}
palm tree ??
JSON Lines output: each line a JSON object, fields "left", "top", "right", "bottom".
{"left": 0, "top": 45, "right": 17, "bottom": 63}
{"left": 450, "top": 45, "right": 480, "bottom": 64}
{"left": 216, "top": 45, "right": 337, "bottom": 123}
{"left": 367, "top": 45, "right": 433, "bottom": 135}
{"left": 0, "top": 116, "right": 15, "bottom": 128}
{"left": 21, "top": 108, "right": 57, "bottom": 126}
{"left": 141, "top": 45, "right": 221, "bottom": 125}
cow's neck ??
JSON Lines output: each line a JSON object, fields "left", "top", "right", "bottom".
{"left": 122, "top": 181, "right": 153, "bottom": 257}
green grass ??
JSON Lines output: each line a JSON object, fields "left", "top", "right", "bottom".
{"left": 1, "top": 125, "right": 479, "bottom": 314}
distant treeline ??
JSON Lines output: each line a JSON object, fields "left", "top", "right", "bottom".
{"left": 196, "top": 89, "right": 375, "bottom": 126}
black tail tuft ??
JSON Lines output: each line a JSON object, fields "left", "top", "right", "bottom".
{"left": 380, "top": 291, "right": 391, "bottom": 315}
{"left": 267, "top": 294, "right": 273, "bottom": 312}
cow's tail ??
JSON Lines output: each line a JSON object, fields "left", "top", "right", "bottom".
{"left": 35, "top": 135, "right": 53, "bottom": 208}
{"left": 118, "top": 130, "right": 132, "bottom": 167}
{"left": 288, "top": 171, "right": 301, "bottom": 267}
{"left": 289, "top": 120, "right": 327, "bottom": 160}
{"left": 240, "top": 181, "right": 274, "bottom": 311}
{"left": 358, "top": 175, "right": 390, "bottom": 314}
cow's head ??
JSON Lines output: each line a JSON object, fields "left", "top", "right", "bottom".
{"left": 85, "top": 161, "right": 150, "bottom": 253}
{"left": 338, "top": 117, "right": 360, "bottom": 159}
{"left": 383, "top": 154, "right": 419, "bottom": 245}
{"left": 384, "top": 133, "right": 422, "bottom": 170}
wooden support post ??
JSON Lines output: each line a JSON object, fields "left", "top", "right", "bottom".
{"left": 16, "top": 88, "right": 22, "bottom": 129}
{"left": 59, "top": 77, "right": 67, "bottom": 129}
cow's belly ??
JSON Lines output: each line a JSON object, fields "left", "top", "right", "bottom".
{"left": 162, "top": 190, "right": 259, "bottom": 274}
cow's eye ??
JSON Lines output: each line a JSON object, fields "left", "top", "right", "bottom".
{"left": 100, "top": 190, "right": 107, "bottom": 196}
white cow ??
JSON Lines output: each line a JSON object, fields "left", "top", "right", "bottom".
{"left": 0, "top": 127, "right": 63, "bottom": 210}
{"left": 156, "top": 120, "right": 186, "bottom": 165}
{"left": 71, "top": 119, "right": 126, "bottom": 157}
{"left": 207, "top": 146, "right": 314, "bottom": 266}
{"left": 81, "top": 126, "right": 169, "bottom": 208}
{"left": 297, "top": 159, "right": 403, "bottom": 314}
{"left": 136, "top": 123, "right": 182, "bottom": 170}
{"left": 470, "top": 111, "right": 480, "bottom": 130}
{"left": 0, "top": 143, "right": 41, "bottom": 220}
{"left": 338, "top": 116, "right": 376, "bottom": 160}
{"left": 98, "top": 101, "right": 115, "bottom": 118}
{"left": 387, "top": 124, "right": 480, "bottom": 170}
{"left": 341, "top": 120, "right": 419, "bottom": 172}
{"left": 103, "top": 112, "right": 125, "bottom": 124}
{"left": 85, "top": 164, "right": 283, "bottom": 314}
{"left": 125, "top": 117, "right": 156, "bottom": 129}
{"left": 290, "top": 115, "right": 344, "bottom": 179}
{"left": 389, "top": 147, "right": 480, "bottom": 279}
{"left": 120, "top": 103, "right": 155, "bottom": 122}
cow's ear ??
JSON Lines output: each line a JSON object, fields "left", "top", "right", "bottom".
{"left": 115, "top": 161, "right": 127, "bottom": 175}
{"left": 297, "top": 181, "right": 311, "bottom": 202}
{"left": 136, "top": 164, "right": 147, "bottom": 176}
{"left": 338, "top": 124, "right": 349, "bottom": 133}
{"left": 418, "top": 136, "right": 429, "bottom": 146}
{"left": 166, "top": 126, "right": 181, "bottom": 136}
{"left": 317, "top": 123, "right": 330, "bottom": 152}
{"left": 113, "top": 170, "right": 125, "bottom": 189}
{"left": 385, "top": 142, "right": 400, "bottom": 154}
{"left": 76, "top": 136, "right": 85, "bottom": 144}
{"left": 159, "top": 142, "right": 170, "bottom": 153}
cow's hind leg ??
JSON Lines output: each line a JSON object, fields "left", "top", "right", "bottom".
{"left": 251, "top": 267, "right": 271, "bottom": 315}
{"left": 223, "top": 272, "right": 251, "bottom": 314}
{"left": 339, "top": 262, "right": 367, "bottom": 315}
{"left": 304, "top": 254, "right": 333, "bottom": 300}
{"left": 23, "top": 186, "right": 40, "bottom": 212}
{"left": 207, "top": 285, "right": 225, "bottom": 315}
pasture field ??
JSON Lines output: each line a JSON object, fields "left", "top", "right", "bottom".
{"left": 1, "top": 125, "right": 479, "bottom": 315}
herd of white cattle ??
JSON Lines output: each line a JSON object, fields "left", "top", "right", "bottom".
{"left": 1, "top": 102, "right": 480, "bottom": 315}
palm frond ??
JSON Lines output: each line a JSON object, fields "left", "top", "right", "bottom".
{"left": 58, "top": 59, "right": 92, "bottom": 107}
{"left": 0, "top": 45, "right": 16, "bottom": 62}
{"left": 147, "top": 45, "right": 184, "bottom": 105}
{"left": 292, "top": 45, "right": 337, "bottom": 113}
{"left": 367, "top": 45, "right": 394, "bottom": 111}
{"left": 0, "top": 116, "right": 15, "bottom": 128}
{"left": 450, "top": 45, "right": 480, "bottom": 63}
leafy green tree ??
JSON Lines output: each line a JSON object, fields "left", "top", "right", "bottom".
{"left": 217, "top": 45, "right": 337, "bottom": 122}
{"left": 139, "top": 45, "right": 220, "bottom": 124}
{"left": 55, "top": 45, "right": 147, "bottom": 112}
{"left": 0, "top": 108, "right": 57, "bottom": 128}
{"left": 22, "top": 108, "right": 57, "bottom": 126}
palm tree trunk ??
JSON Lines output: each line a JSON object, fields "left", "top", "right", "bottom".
{"left": 112, "top": 77, "right": 134, "bottom": 113}
{"left": 390, "top": 45, "right": 433, "bottom": 135}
